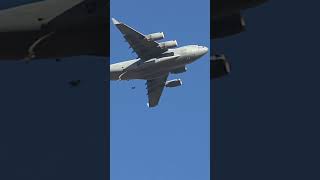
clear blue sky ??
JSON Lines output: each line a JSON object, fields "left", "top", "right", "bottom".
{"left": 110, "top": 0, "right": 210, "bottom": 180}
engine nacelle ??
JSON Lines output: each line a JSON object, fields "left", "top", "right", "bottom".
{"left": 171, "top": 66, "right": 187, "bottom": 74}
{"left": 211, "top": 54, "right": 231, "bottom": 79}
{"left": 165, "top": 79, "right": 182, "bottom": 88}
{"left": 213, "top": 0, "right": 268, "bottom": 17}
{"left": 159, "top": 40, "right": 178, "bottom": 49}
{"left": 145, "top": 32, "right": 165, "bottom": 41}
{"left": 212, "top": 13, "right": 246, "bottom": 39}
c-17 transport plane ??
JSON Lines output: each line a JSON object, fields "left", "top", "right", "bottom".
{"left": 0, "top": 0, "right": 108, "bottom": 61}
{"left": 110, "top": 18, "right": 208, "bottom": 107}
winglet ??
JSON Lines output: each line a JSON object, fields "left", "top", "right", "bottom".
{"left": 112, "top": 18, "right": 121, "bottom": 25}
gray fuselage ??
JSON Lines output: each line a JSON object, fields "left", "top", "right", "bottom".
{"left": 110, "top": 45, "right": 208, "bottom": 80}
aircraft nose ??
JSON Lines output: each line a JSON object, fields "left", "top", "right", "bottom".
{"left": 197, "top": 46, "right": 208, "bottom": 56}
{"left": 202, "top": 46, "right": 208, "bottom": 54}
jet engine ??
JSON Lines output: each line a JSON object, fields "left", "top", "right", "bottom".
{"left": 159, "top": 40, "right": 178, "bottom": 49}
{"left": 212, "top": 13, "right": 246, "bottom": 39}
{"left": 171, "top": 66, "right": 187, "bottom": 74}
{"left": 165, "top": 79, "right": 182, "bottom": 88}
{"left": 211, "top": 54, "right": 231, "bottom": 79}
{"left": 145, "top": 32, "right": 165, "bottom": 41}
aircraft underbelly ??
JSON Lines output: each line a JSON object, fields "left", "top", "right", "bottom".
{"left": 34, "top": 30, "right": 107, "bottom": 59}
{"left": 128, "top": 60, "right": 186, "bottom": 80}
{"left": 0, "top": 30, "right": 107, "bottom": 60}
{"left": 0, "top": 32, "right": 37, "bottom": 59}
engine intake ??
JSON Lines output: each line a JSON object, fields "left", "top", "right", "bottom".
{"left": 159, "top": 40, "right": 178, "bottom": 49}
{"left": 165, "top": 79, "right": 182, "bottom": 88}
{"left": 145, "top": 32, "right": 165, "bottom": 41}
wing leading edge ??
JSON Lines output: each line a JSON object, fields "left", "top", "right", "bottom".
{"left": 112, "top": 18, "right": 167, "bottom": 60}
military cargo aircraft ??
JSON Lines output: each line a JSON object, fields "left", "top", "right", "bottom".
{"left": 0, "top": 0, "right": 108, "bottom": 61}
{"left": 110, "top": 18, "right": 208, "bottom": 107}
{"left": 211, "top": 0, "right": 268, "bottom": 79}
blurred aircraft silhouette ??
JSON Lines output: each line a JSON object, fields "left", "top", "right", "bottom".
{"left": 211, "top": 0, "right": 268, "bottom": 79}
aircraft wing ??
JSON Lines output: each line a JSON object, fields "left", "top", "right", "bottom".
{"left": 146, "top": 74, "right": 169, "bottom": 107}
{"left": 112, "top": 18, "right": 167, "bottom": 60}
